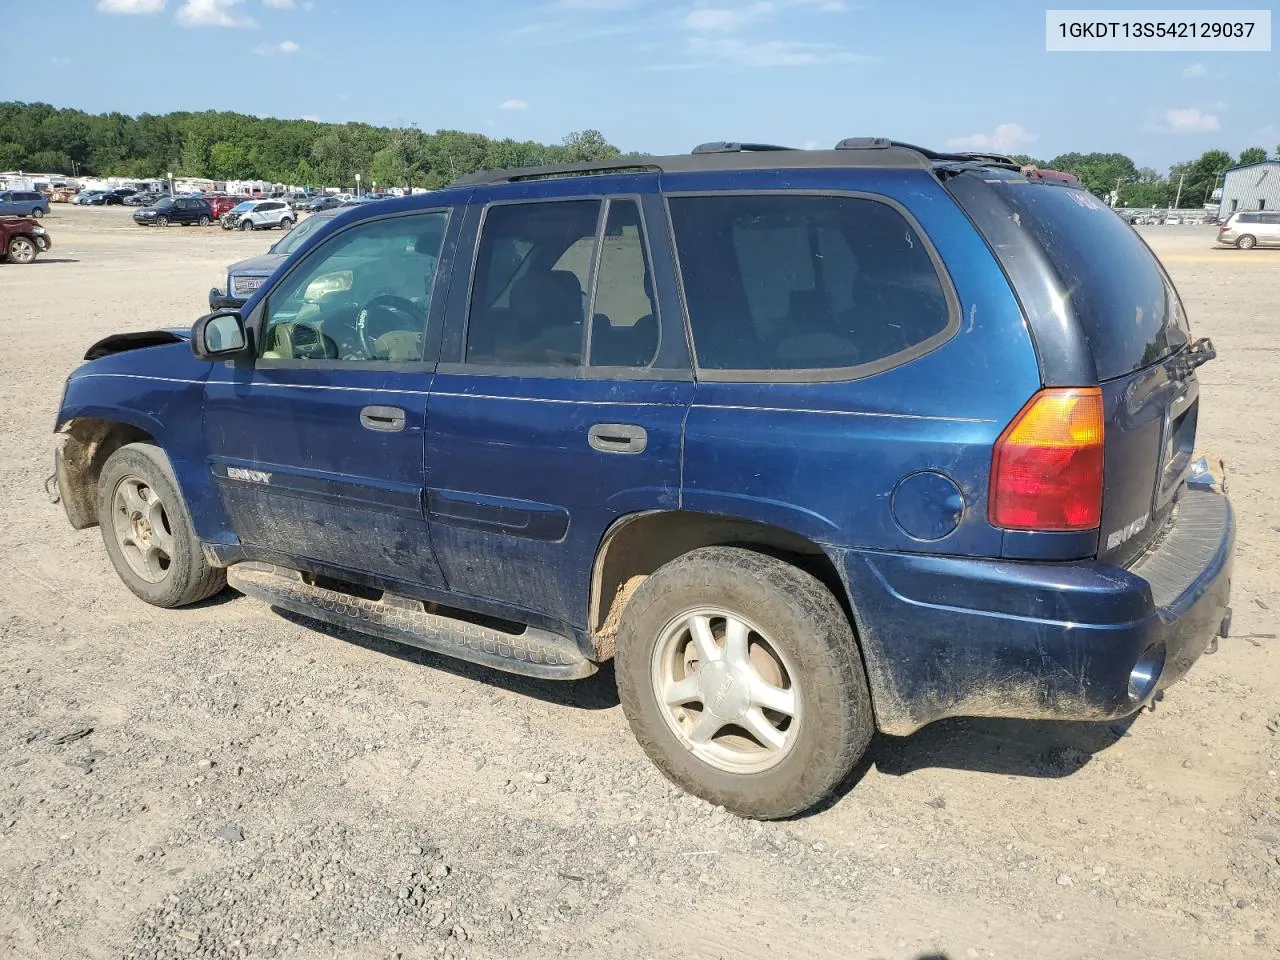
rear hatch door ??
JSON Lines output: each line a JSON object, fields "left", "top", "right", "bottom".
{"left": 947, "top": 172, "right": 1198, "bottom": 564}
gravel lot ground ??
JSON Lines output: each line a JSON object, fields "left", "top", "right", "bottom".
{"left": 1, "top": 206, "right": 1277, "bottom": 960}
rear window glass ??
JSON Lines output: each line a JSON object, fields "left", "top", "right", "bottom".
{"left": 989, "top": 183, "right": 1188, "bottom": 380}
{"left": 668, "top": 194, "right": 953, "bottom": 372}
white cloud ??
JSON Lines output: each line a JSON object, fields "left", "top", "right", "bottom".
{"left": 1182, "top": 62, "right": 1207, "bottom": 79}
{"left": 1161, "top": 107, "right": 1220, "bottom": 133}
{"left": 802, "top": 138, "right": 820, "bottom": 150}
{"left": 945, "top": 122, "right": 1039, "bottom": 153}
{"left": 176, "top": 0, "right": 255, "bottom": 27}
{"left": 302, "top": 113, "right": 321, "bottom": 122}
{"left": 256, "top": 39, "right": 300, "bottom": 54}
{"left": 263, "top": 0, "right": 294, "bottom": 7}
{"left": 685, "top": 36, "right": 859, "bottom": 67}
{"left": 684, "top": 3, "right": 774, "bottom": 31}
{"left": 97, "top": 0, "right": 165, "bottom": 12}
{"left": 498, "top": 98, "right": 530, "bottom": 111}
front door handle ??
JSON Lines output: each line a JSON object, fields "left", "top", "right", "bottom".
{"left": 588, "top": 422, "right": 648, "bottom": 454}
{"left": 360, "top": 405, "right": 406, "bottom": 432}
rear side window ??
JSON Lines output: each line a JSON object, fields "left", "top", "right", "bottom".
{"left": 668, "top": 194, "right": 954, "bottom": 373}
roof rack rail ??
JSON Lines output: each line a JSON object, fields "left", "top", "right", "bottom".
{"left": 452, "top": 159, "right": 662, "bottom": 187}
{"left": 834, "top": 138, "right": 1021, "bottom": 170}
{"left": 691, "top": 141, "right": 795, "bottom": 154}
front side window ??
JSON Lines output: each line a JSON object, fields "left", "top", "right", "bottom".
{"left": 260, "top": 211, "right": 448, "bottom": 363}
{"left": 669, "top": 194, "right": 953, "bottom": 372}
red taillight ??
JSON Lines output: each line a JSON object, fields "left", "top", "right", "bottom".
{"left": 989, "top": 388, "right": 1104, "bottom": 531}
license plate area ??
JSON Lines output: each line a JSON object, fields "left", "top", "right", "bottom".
{"left": 1157, "top": 391, "right": 1197, "bottom": 508}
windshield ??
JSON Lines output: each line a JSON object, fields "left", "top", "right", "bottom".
{"left": 231, "top": 201, "right": 256, "bottom": 213}
{"left": 154, "top": 198, "right": 174, "bottom": 209}
{"left": 270, "top": 214, "right": 330, "bottom": 254}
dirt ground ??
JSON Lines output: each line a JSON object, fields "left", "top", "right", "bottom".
{"left": 1, "top": 205, "right": 1277, "bottom": 960}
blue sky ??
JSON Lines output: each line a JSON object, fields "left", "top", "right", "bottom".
{"left": 4, "top": 0, "right": 1277, "bottom": 170}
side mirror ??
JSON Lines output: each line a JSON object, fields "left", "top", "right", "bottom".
{"left": 192, "top": 310, "right": 249, "bottom": 360}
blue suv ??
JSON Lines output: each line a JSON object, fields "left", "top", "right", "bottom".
{"left": 0, "top": 189, "right": 50, "bottom": 218}
{"left": 53, "top": 140, "right": 1234, "bottom": 818}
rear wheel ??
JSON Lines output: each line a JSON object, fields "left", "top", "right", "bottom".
{"left": 198, "top": 215, "right": 210, "bottom": 227}
{"left": 615, "top": 547, "right": 874, "bottom": 819}
{"left": 31, "top": 207, "right": 44, "bottom": 219}
{"left": 97, "top": 443, "right": 226, "bottom": 608}
{"left": 6, "top": 236, "right": 37, "bottom": 264}
{"left": 280, "top": 216, "right": 293, "bottom": 231}
{"left": 1236, "top": 234, "right": 1257, "bottom": 249}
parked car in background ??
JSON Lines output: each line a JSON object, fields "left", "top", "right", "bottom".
{"left": 133, "top": 196, "right": 214, "bottom": 227}
{"left": 220, "top": 199, "right": 294, "bottom": 232}
{"left": 101, "top": 188, "right": 136, "bottom": 206}
{"left": 124, "top": 192, "right": 162, "bottom": 206}
{"left": 0, "top": 190, "right": 51, "bottom": 218}
{"left": 208, "top": 196, "right": 239, "bottom": 220}
{"left": 0, "top": 216, "right": 51, "bottom": 264}
{"left": 284, "top": 191, "right": 312, "bottom": 210}
{"left": 303, "top": 195, "right": 342, "bottom": 212}
{"left": 74, "top": 190, "right": 105, "bottom": 206}
{"left": 52, "top": 186, "right": 80, "bottom": 203}
{"left": 209, "top": 208, "right": 340, "bottom": 310}
{"left": 1217, "top": 210, "right": 1280, "bottom": 249}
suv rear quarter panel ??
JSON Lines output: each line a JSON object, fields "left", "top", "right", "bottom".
{"left": 669, "top": 167, "right": 1041, "bottom": 557}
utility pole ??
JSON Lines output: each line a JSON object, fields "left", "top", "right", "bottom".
{"left": 1172, "top": 172, "right": 1185, "bottom": 210}
{"left": 1113, "top": 176, "right": 1123, "bottom": 207}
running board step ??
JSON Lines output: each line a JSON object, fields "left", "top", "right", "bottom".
{"left": 227, "top": 562, "right": 596, "bottom": 680}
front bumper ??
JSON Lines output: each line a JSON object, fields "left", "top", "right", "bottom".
{"left": 208, "top": 289, "right": 247, "bottom": 312}
{"left": 834, "top": 484, "right": 1234, "bottom": 735}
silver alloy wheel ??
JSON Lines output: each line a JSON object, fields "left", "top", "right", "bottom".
{"left": 156, "top": 215, "right": 168, "bottom": 227}
{"left": 7, "top": 237, "right": 36, "bottom": 263}
{"left": 1237, "top": 235, "right": 1256, "bottom": 249}
{"left": 110, "top": 476, "right": 175, "bottom": 583}
{"left": 650, "top": 607, "right": 801, "bottom": 773}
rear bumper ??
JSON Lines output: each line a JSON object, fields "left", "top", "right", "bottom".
{"left": 834, "top": 486, "right": 1234, "bottom": 735}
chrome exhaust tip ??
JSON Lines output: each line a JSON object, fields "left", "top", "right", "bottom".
{"left": 1128, "top": 643, "right": 1166, "bottom": 703}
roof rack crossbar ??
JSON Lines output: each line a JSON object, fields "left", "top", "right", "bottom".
{"left": 691, "top": 141, "right": 795, "bottom": 155}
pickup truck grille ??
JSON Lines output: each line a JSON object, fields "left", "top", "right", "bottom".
{"left": 231, "top": 275, "right": 265, "bottom": 297}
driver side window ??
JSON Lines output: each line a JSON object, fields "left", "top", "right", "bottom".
{"left": 260, "top": 210, "right": 449, "bottom": 363}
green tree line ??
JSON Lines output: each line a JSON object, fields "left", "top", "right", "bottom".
{"left": 2, "top": 101, "right": 1276, "bottom": 204}
{"left": 0, "top": 102, "right": 624, "bottom": 189}
{"left": 1011, "top": 144, "right": 1278, "bottom": 208}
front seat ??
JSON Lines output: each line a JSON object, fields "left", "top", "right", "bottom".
{"left": 502, "top": 269, "right": 585, "bottom": 364}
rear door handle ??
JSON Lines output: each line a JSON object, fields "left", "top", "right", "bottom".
{"left": 588, "top": 422, "right": 647, "bottom": 454}
{"left": 360, "top": 405, "right": 406, "bottom": 432}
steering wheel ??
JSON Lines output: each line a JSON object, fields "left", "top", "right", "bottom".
{"left": 357, "top": 294, "right": 424, "bottom": 359}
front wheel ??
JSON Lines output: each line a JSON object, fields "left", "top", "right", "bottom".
{"left": 615, "top": 547, "right": 874, "bottom": 819}
{"left": 155, "top": 215, "right": 168, "bottom": 227}
{"left": 6, "top": 236, "right": 37, "bottom": 264}
{"left": 241, "top": 219, "right": 254, "bottom": 232}
{"left": 1236, "top": 234, "right": 1257, "bottom": 249}
{"left": 97, "top": 443, "right": 226, "bottom": 608}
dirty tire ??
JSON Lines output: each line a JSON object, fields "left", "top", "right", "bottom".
{"left": 96, "top": 443, "right": 226, "bottom": 608}
{"left": 1235, "top": 234, "right": 1256, "bottom": 250}
{"left": 7, "top": 236, "right": 37, "bottom": 264}
{"left": 615, "top": 546, "right": 873, "bottom": 819}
